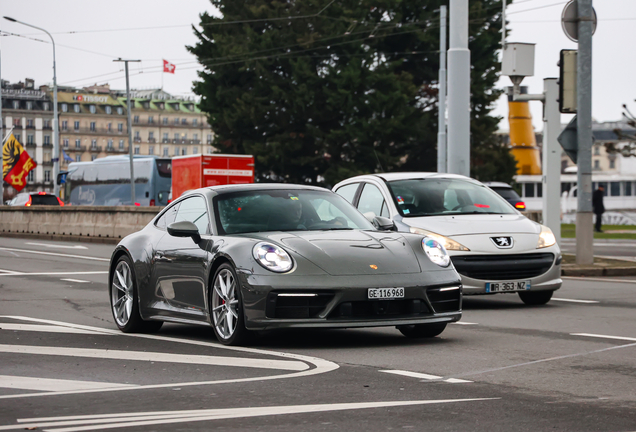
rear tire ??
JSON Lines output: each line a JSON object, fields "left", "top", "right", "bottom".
{"left": 518, "top": 290, "right": 554, "bottom": 305}
{"left": 110, "top": 255, "right": 163, "bottom": 333}
{"left": 398, "top": 323, "right": 447, "bottom": 338}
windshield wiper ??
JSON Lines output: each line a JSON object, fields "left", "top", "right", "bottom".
{"left": 316, "top": 227, "right": 355, "bottom": 231}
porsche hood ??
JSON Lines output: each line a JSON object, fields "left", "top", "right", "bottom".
{"left": 254, "top": 230, "right": 422, "bottom": 276}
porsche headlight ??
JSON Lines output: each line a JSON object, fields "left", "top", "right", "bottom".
{"left": 422, "top": 237, "right": 451, "bottom": 267}
{"left": 537, "top": 225, "right": 556, "bottom": 249}
{"left": 253, "top": 242, "right": 294, "bottom": 273}
{"left": 409, "top": 227, "right": 470, "bottom": 251}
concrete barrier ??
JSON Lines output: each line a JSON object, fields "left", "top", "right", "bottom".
{"left": 0, "top": 206, "right": 161, "bottom": 240}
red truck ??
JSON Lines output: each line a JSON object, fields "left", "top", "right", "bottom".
{"left": 171, "top": 154, "right": 255, "bottom": 199}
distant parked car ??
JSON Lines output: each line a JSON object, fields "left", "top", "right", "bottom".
{"left": 8, "top": 191, "right": 64, "bottom": 207}
{"left": 333, "top": 173, "right": 562, "bottom": 305}
{"left": 482, "top": 182, "right": 526, "bottom": 211}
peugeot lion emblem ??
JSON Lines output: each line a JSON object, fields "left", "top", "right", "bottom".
{"left": 490, "top": 236, "right": 514, "bottom": 249}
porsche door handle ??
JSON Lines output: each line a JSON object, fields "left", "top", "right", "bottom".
{"left": 154, "top": 253, "right": 173, "bottom": 263}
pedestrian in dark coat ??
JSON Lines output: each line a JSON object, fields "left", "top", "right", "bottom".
{"left": 592, "top": 185, "right": 605, "bottom": 232}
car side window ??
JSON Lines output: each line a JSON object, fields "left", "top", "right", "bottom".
{"left": 357, "top": 184, "right": 389, "bottom": 218}
{"left": 155, "top": 202, "right": 180, "bottom": 230}
{"left": 175, "top": 196, "right": 210, "bottom": 234}
{"left": 334, "top": 183, "right": 359, "bottom": 204}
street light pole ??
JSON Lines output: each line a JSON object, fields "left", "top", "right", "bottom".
{"left": 437, "top": 5, "right": 447, "bottom": 174}
{"left": 3, "top": 17, "right": 59, "bottom": 197}
{"left": 114, "top": 58, "right": 140, "bottom": 205}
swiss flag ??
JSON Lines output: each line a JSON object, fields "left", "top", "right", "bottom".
{"left": 163, "top": 59, "right": 176, "bottom": 74}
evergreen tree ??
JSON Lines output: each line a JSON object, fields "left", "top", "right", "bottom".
{"left": 189, "top": 0, "right": 516, "bottom": 185}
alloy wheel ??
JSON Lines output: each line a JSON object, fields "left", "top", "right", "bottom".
{"left": 111, "top": 260, "right": 134, "bottom": 327}
{"left": 212, "top": 268, "right": 240, "bottom": 340}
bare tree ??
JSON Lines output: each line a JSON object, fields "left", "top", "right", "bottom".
{"left": 605, "top": 103, "right": 636, "bottom": 157}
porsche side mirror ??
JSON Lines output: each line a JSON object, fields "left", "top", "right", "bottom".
{"left": 168, "top": 221, "right": 201, "bottom": 243}
{"left": 373, "top": 216, "right": 397, "bottom": 231}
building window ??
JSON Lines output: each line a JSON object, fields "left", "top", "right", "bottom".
{"left": 610, "top": 159, "right": 616, "bottom": 169}
{"left": 105, "top": 106, "right": 112, "bottom": 115}
{"left": 117, "top": 107, "right": 123, "bottom": 115}
{"left": 107, "top": 123, "right": 112, "bottom": 132}
{"left": 149, "top": 131, "right": 154, "bottom": 140}
{"left": 207, "top": 134, "right": 212, "bottom": 143}
{"left": 43, "top": 102, "right": 50, "bottom": 111}
{"left": 174, "top": 118, "right": 179, "bottom": 125}
{"left": 44, "top": 152, "right": 51, "bottom": 162}
{"left": 174, "top": 133, "right": 179, "bottom": 140}
{"left": 134, "top": 146, "right": 140, "bottom": 155}
{"left": 27, "top": 171, "right": 35, "bottom": 182}
{"left": 91, "top": 139, "right": 97, "bottom": 149}
{"left": 15, "top": 134, "right": 20, "bottom": 142}
{"left": 89, "top": 105, "right": 96, "bottom": 114}
{"left": 162, "top": 117, "right": 168, "bottom": 125}
{"left": 133, "top": 115, "right": 139, "bottom": 124}
{"left": 74, "top": 121, "right": 80, "bottom": 131}
{"left": 148, "top": 146, "right": 154, "bottom": 155}
{"left": 208, "top": 147, "right": 214, "bottom": 154}
{"left": 107, "top": 139, "right": 113, "bottom": 149}
{"left": 76, "top": 154, "right": 82, "bottom": 162}
{"left": 181, "top": 119, "right": 187, "bottom": 125}
{"left": 27, "top": 119, "right": 34, "bottom": 128}
{"left": 134, "top": 131, "right": 140, "bottom": 139}
{"left": 163, "top": 147, "right": 169, "bottom": 156}
{"left": 61, "top": 103, "right": 68, "bottom": 112}
{"left": 163, "top": 133, "right": 168, "bottom": 142}
{"left": 74, "top": 104, "right": 80, "bottom": 113}
{"left": 524, "top": 183, "right": 535, "bottom": 198}
{"left": 118, "top": 123, "right": 123, "bottom": 132}
{"left": 148, "top": 116, "right": 154, "bottom": 124}
{"left": 594, "top": 159, "right": 600, "bottom": 169}
{"left": 27, "top": 135, "right": 34, "bottom": 144}
{"left": 181, "top": 147, "right": 187, "bottom": 155}
{"left": 75, "top": 139, "right": 81, "bottom": 148}
{"left": 625, "top": 182, "right": 633, "bottom": 196}
{"left": 182, "top": 133, "right": 188, "bottom": 140}
{"left": 193, "top": 133, "right": 198, "bottom": 141}
{"left": 174, "top": 147, "right": 180, "bottom": 156}
{"left": 44, "top": 135, "right": 51, "bottom": 145}
{"left": 119, "top": 139, "right": 125, "bottom": 149}
{"left": 13, "top": 101, "right": 20, "bottom": 109}
{"left": 610, "top": 182, "right": 621, "bottom": 196}
{"left": 192, "top": 119, "right": 198, "bottom": 127}
{"left": 62, "top": 120, "right": 68, "bottom": 131}
{"left": 593, "top": 146, "right": 600, "bottom": 155}
{"left": 43, "top": 120, "right": 51, "bottom": 129}
{"left": 91, "top": 154, "right": 97, "bottom": 161}
{"left": 90, "top": 122, "right": 96, "bottom": 131}
{"left": 44, "top": 170, "right": 51, "bottom": 182}
{"left": 26, "top": 101, "right": 33, "bottom": 110}
{"left": 63, "top": 139, "right": 69, "bottom": 148}
{"left": 192, "top": 147, "right": 198, "bottom": 154}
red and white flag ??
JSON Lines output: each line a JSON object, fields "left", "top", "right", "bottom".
{"left": 163, "top": 59, "right": 176, "bottom": 74}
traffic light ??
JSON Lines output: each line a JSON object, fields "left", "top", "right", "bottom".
{"left": 56, "top": 171, "right": 69, "bottom": 185}
{"left": 558, "top": 49, "right": 577, "bottom": 114}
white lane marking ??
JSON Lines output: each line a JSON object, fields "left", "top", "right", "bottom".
{"left": 6, "top": 398, "right": 499, "bottom": 432}
{"left": 552, "top": 298, "right": 599, "bottom": 304}
{"left": 563, "top": 276, "right": 636, "bottom": 284}
{"left": 570, "top": 333, "right": 636, "bottom": 342}
{"left": 26, "top": 242, "right": 88, "bottom": 250}
{"left": 0, "top": 344, "right": 309, "bottom": 371}
{"left": 0, "top": 324, "right": 109, "bottom": 335}
{"left": 0, "top": 269, "right": 22, "bottom": 274}
{"left": 0, "top": 315, "right": 339, "bottom": 400}
{"left": 0, "top": 375, "right": 135, "bottom": 392}
{"left": 379, "top": 370, "right": 472, "bottom": 384}
{"left": 60, "top": 278, "right": 90, "bottom": 283}
{"left": 0, "top": 247, "right": 109, "bottom": 262}
{"left": 0, "top": 271, "right": 108, "bottom": 278}
{"left": 451, "top": 321, "right": 478, "bottom": 325}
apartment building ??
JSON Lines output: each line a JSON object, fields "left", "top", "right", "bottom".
{"left": 1, "top": 78, "right": 55, "bottom": 199}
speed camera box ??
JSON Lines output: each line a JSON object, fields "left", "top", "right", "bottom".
{"left": 172, "top": 154, "right": 255, "bottom": 199}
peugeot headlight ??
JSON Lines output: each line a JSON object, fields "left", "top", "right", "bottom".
{"left": 422, "top": 237, "right": 451, "bottom": 267}
{"left": 537, "top": 225, "right": 556, "bottom": 249}
{"left": 409, "top": 227, "right": 470, "bottom": 251}
{"left": 253, "top": 242, "right": 294, "bottom": 273}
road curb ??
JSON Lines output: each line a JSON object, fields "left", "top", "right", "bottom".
{"left": 562, "top": 266, "right": 636, "bottom": 277}
{"left": 0, "top": 232, "right": 119, "bottom": 245}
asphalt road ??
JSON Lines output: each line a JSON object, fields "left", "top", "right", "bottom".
{"left": 0, "top": 236, "right": 635, "bottom": 431}
{"left": 560, "top": 238, "right": 636, "bottom": 261}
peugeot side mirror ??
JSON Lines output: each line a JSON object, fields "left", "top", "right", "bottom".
{"left": 167, "top": 221, "right": 201, "bottom": 243}
{"left": 373, "top": 216, "right": 397, "bottom": 231}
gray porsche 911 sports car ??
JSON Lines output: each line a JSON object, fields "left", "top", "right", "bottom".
{"left": 109, "top": 184, "right": 462, "bottom": 345}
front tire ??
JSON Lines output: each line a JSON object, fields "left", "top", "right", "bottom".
{"left": 210, "top": 263, "right": 251, "bottom": 346}
{"left": 397, "top": 323, "right": 447, "bottom": 338}
{"left": 518, "top": 290, "right": 554, "bottom": 305}
{"left": 110, "top": 255, "right": 162, "bottom": 333}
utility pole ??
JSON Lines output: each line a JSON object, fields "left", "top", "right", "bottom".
{"left": 0, "top": 43, "right": 4, "bottom": 205}
{"left": 575, "top": 0, "right": 594, "bottom": 265}
{"left": 113, "top": 58, "right": 140, "bottom": 205}
{"left": 437, "top": 6, "right": 447, "bottom": 174}
{"left": 447, "top": 0, "right": 471, "bottom": 176}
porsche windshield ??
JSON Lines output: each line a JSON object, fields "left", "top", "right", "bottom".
{"left": 215, "top": 189, "right": 375, "bottom": 234}
{"left": 387, "top": 178, "right": 517, "bottom": 217}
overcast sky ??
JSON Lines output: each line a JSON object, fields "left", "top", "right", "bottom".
{"left": 1, "top": 0, "right": 634, "bottom": 130}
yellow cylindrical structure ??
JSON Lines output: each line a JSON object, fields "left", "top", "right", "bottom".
{"left": 508, "top": 88, "right": 542, "bottom": 175}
